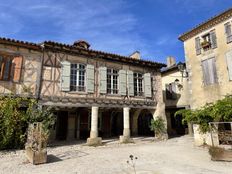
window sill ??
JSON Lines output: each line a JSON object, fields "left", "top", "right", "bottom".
{"left": 67, "top": 91, "right": 88, "bottom": 95}
{"left": 106, "top": 93, "right": 120, "bottom": 97}
{"left": 202, "top": 83, "right": 219, "bottom": 87}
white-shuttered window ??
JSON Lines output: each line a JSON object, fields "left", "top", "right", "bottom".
{"left": 70, "top": 64, "right": 86, "bottom": 92}
{"left": 134, "top": 72, "right": 143, "bottom": 96}
{"left": 202, "top": 57, "right": 218, "bottom": 86}
{"left": 107, "top": 68, "right": 118, "bottom": 94}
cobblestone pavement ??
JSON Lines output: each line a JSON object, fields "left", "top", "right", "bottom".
{"left": 0, "top": 136, "right": 231, "bottom": 174}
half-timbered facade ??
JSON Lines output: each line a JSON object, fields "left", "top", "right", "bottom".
{"left": 0, "top": 38, "right": 166, "bottom": 145}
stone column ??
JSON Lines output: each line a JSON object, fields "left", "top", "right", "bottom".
{"left": 120, "top": 107, "right": 133, "bottom": 143}
{"left": 87, "top": 106, "right": 102, "bottom": 146}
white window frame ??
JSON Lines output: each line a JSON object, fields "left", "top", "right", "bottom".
{"left": 107, "top": 68, "right": 119, "bottom": 94}
{"left": 134, "top": 72, "right": 144, "bottom": 96}
{"left": 70, "top": 63, "right": 86, "bottom": 92}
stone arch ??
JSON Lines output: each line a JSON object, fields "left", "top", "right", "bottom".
{"left": 110, "top": 111, "right": 123, "bottom": 137}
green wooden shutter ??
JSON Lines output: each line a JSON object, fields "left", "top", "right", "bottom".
{"left": 119, "top": 70, "right": 127, "bottom": 95}
{"left": 86, "top": 64, "right": 95, "bottom": 93}
{"left": 144, "top": 73, "right": 152, "bottom": 98}
{"left": 127, "top": 70, "right": 134, "bottom": 96}
{"left": 226, "top": 51, "right": 232, "bottom": 80}
{"left": 195, "top": 37, "right": 201, "bottom": 55}
{"left": 210, "top": 31, "right": 217, "bottom": 49}
{"left": 99, "top": 67, "right": 107, "bottom": 94}
{"left": 61, "top": 61, "right": 71, "bottom": 91}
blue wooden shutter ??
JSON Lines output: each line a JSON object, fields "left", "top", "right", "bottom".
{"left": 86, "top": 64, "right": 95, "bottom": 93}
{"left": 144, "top": 73, "right": 152, "bottom": 98}
{"left": 99, "top": 67, "right": 107, "bottom": 94}
{"left": 61, "top": 61, "right": 71, "bottom": 91}
{"left": 127, "top": 70, "right": 134, "bottom": 96}
{"left": 119, "top": 70, "right": 127, "bottom": 95}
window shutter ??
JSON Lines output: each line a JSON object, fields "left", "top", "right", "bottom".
{"left": 195, "top": 37, "right": 201, "bottom": 55}
{"left": 86, "top": 64, "right": 95, "bottom": 93}
{"left": 119, "top": 70, "right": 127, "bottom": 95}
{"left": 99, "top": 67, "right": 107, "bottom": 94}
{"left": 210, "top": 31, "right": 217, "bottom": 49}
{"left": 60, "top": 61, "right": 71, "bottom": 91}
{"left": 211, "top": 58, "right": 218, "bottom": 84}
{"left": 127, "top": 70, "right": 134, "bottom": 96}
{"left": 226, "top": 51, "right": 232, "bottom": 80}
{"left": 202, "top": 58, "right": 217, "bottom": 85}
{"left": 12, "top": 56, "right": 23, "bottom": 82}
{"left": 225, "top": 23, "right": 232, "bottom": 43}
{"left": 202, "top": 60, "right": 210, "bottom": 85}
{"left": 144, "top": 73, "right": 152, "bottom": 98}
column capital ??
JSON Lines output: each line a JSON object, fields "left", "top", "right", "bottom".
{"left": 123, "top": 107, "right": 130, "bottom": 111}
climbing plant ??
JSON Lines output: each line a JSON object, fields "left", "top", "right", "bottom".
{"left": 175, "top": 95, "right": 232, "bottom": 133}
{"left": 0, "top": 95, "right": 55, "bottom": 150}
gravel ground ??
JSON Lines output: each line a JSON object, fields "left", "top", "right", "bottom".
{"left": 0, "top": 136, "right": 231, "bottom": 174}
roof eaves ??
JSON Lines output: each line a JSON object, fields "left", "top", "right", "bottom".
{"left": 179, "top": 7, "right": 232, "bottom": 42}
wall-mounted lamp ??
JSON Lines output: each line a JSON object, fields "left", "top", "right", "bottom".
{"left": 174, "top": 78, "right": 183, "bottom": 90}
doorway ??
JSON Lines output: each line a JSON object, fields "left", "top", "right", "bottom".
{"left": 56, "top": 111, "right": 68, "bottom": 140}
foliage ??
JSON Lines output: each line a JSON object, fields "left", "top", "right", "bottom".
{"left": 150, "top": 117, "right": 166, "bottom": 137}
{"left": 175, "top": 95, "right": 232, "bottom": 133}
{"left": 0, "top": 96, "right": 55, "bottom": 150}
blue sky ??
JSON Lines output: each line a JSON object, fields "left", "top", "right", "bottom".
{"left": 0, "top": 0, "right": 232, "bottom": 63}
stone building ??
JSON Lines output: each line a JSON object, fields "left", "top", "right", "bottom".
{"left": 0, "top": 38, "right": 166, "bottom": 145}
{"left": 179, "top": 7, "right": 232, "bottom": 110}
{"left": 161, "top": 56, "right": 190, "bottom": 136}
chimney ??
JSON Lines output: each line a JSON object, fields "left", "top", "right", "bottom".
{"left": 73, "top": 40, "right": 90, "bottom": 49}
{"left": 166, "top": 56, "right": 176, "bottom": 68}
{"left": 129, "top": 51, "right": 140, "bottom": 60}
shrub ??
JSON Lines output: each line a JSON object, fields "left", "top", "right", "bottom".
{"left": 150, "top": 117, "right": 166, "bottom": 138}
{"left": 0, "top": 96, "right": 55, "bottom": 150}
{"left": 175, "top": 95, "right": 232, "bottom": 133}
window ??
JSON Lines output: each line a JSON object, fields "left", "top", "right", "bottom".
{"left": 195, "top": 31, "right": 217, "bottom": 54}
{"left": 134, "top": 72, "right": 143, "bottom": 96}
{"left": 0, "top": 56, "right": 12, "bottom": 81}
{"left": 165, "top": 83, "right": 177, "bottom": 100}
{"left": 70, "top": 64, "right": 86, "bottom": 91}
{"left": 107, "top": 68, "right": 118, "bottom": 94}
{"left": 225, "top": 22, "right": 232, "bottom": 43}
{"left": 201, "top": 57, "right": 218, "bottom": 86}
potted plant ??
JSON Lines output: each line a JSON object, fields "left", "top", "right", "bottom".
{"left": 201, "top": 40, "right": 211, "bottom": 48}
{"left": 150, "top": 117, "right": 167, "bottom": 140}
